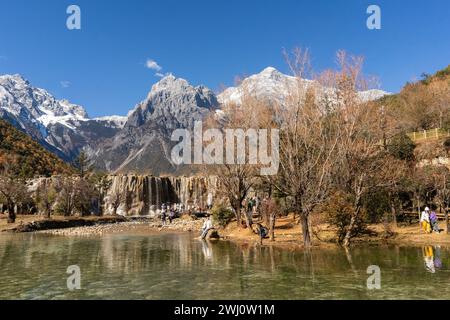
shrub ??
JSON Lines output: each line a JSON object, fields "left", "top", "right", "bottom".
{"left": 387, "top": 132, "right": 416, "bottom": 161}
{"left": 322, "top": 191, "right": 367, "bottom": 244}
{"left": 363, "top": 189, "right": 390, "bottom": 223}
{"left": 211, "top": 204, "right": 234, "bottom": 227}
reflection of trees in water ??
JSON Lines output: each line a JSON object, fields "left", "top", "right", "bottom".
{"left": 1, "top": 234, "right": 449, "bottom": 298}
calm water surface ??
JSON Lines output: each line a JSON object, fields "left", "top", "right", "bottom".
{"left": 0, "top": 232, "right": 449, "bottom": 300}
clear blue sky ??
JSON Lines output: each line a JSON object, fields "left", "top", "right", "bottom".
{"left": 0, "top": 0, "right": 449, "bottom": 117}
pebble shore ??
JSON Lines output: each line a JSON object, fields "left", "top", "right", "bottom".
{"left": 37, "top": 218, "right": 204, "bottom": 236}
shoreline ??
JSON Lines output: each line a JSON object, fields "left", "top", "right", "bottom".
{"left": 2, "top": 214, "right": 450, "bottom": 249}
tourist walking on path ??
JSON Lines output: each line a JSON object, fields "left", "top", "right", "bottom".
{"left": 420, "top": 207, "right": 431, "bottom": 233}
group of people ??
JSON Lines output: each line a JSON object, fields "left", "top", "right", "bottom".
{"left": 160, "top": 203, "right": 180, "bottom": 226}
{"left": 244, "top": 196, "right": 260, "bottom": 215}
{"left": 420, "top": 207, "right": 441, "bottom": 234}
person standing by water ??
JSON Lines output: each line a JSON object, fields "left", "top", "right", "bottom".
{"left": 161, "top": 203, "right": 167, "bottom": 226}
{"left": 420, "top": 207, "right": 431, "bottom": 233}
{"left": 168, "top": 208, "right": 175, "bottom": 224}
{"left": 430, "top": 210, "right": 440, "bottom": 233}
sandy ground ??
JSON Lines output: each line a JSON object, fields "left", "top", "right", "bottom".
{"left": 219, "top": 214, "right": 450, "bottom": 248}
{"left": 2, "top": 213, "right": 450, "bottom": 248}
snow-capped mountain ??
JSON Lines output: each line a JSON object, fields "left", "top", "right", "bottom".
{"left": 0, "top": 74, "right": 124, "bottom": 161}
{"left": 218, "top": 67, "right": 390, "bottom": 105}
{"left": 0, "top": 69, "right": 390, "bottom": 171}
{"left": 0, "top": 74, "right": 88, "bottom": 130}
{"left": 92, "top": 74, "right": 219, "bottom": 174}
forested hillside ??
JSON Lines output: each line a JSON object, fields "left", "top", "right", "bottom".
{"left": 0, "top": 119, "right": 73, "bottom": 177}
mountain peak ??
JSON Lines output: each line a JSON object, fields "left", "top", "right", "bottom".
{"left": 151, "top": 74, "right": 190, "bottom": 92}
{"left": 260, "top": 66, "right": 279, "bottom": 75}
{"left": 0, "top": 73, "right": 29, "bottom": 87}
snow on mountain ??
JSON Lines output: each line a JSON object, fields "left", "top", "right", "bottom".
{"left": 357, "top": 89, "right": 391, "bottom": 102}
{"left": 0, "top": 70, "right": 390, "bottom": 166}
{"left": 125, "top": 74, "right": 218, "bottom": 129}
{"left": 0, "top": 74, "right": 89, "bottom": 130}
{"left": 93, "top": 115, "right": 128, "bottom": 129}
{"left": 92, "top": 74, "right": 219, "bottom": 174}
{"left": 0, "top": 74, "right": 124, "bottom": 160}
{"left": 218, "top": 67, "right": 390, "bottom": 106}
{"left": 218, "top": 67, "right": 308, "bottom": 105}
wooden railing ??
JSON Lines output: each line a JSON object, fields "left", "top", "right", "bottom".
{"left": 407, "top": 128, "right": 450, "bottom": 142}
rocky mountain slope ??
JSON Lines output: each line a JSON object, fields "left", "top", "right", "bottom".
{"left": 91, "top": 75, "right": 219, "bottom": 175}
{"left": 0, "top": 68, "right": 389, "bottom": 175}
{"left": 0, "top": 74, "right": 125, "bottom": 161}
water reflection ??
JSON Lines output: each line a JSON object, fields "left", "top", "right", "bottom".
{"left": 201, "top": 240, "right": 213, "bottom": 261}
{"left": 0, "top": 233, "right": 450, "bottom": 299}
{"left": 422, "top": 246, "right": 443, "bottom": 273}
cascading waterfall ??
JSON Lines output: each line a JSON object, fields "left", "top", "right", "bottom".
{"left": 24, "top": 175, "right": 218, "bottom": 218}
{"left": 104, "top": 175, "right": 218, "bottom": 217}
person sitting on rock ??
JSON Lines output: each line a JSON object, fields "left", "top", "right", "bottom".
{"left": 256, "top": 223, "right": 269, "bottom": 245}
{"left": 200, "top": 216, "right": 213, "bottom": 239}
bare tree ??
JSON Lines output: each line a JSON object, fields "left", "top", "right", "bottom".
{"left": 35, "top": 179, "right": 57, "bottom": 219}
{"left": 203, "top": 94, "right": 270, "bottom": 229}
{"left": 429, "top": 165, "right": 450, "bottom": 233}
{"left": 260, "top": 197, "right": 280, "bottom": 241}
{"left": 0, "top": 175, "right": 28, "bottom": 223}
{"left": 326, "top": 51, "right": 400, "bottom": 247}
{"left": 268, "top": 48, "right": 339, "bottom": 247}
{"left": 54, "top": 176, "right": 76, "bottom": 216}
{"left": 109, "top": 187, "right": 126, "bottom": 215}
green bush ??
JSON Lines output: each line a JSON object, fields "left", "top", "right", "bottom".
{"left": 363, "top": 190, "right": 390, "bottom": 223}
{"left": 387, "top": 132, "right": 416, "bottom": 161}
{"left": 211, "top": 204, "right": 234, "bottom": 227}
{"left": 322, "top": 191, "right": 367, "bottom": 244}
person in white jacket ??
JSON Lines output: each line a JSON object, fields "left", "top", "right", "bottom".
{"left": 420, "top": 207, "right": 431, "bottom": 233}
{"left": 201, "top": 216, "right": 213, "bottom": 239}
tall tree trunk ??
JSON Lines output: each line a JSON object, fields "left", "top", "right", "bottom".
{"left": 244, "top": 210, "right": 253, "bottom": 230}
{"left": 390, "top": 198, "right": 398, "bottom": 228}
{"left": 233, "top": 201, "right": 242, "bottom": 228}
{"left": 46, "top": 203, "right": 51, "bottom": 219}
{"left": 343, "top": 205, "right": 361, "bottom": 247}
{"left": 300, "top": 213, "right": 311, "bottom": 247}
{"left": 269, "top": 213, "right": 276, "bottom": 241}
{"left": 7, "top": 203, "right": 15, "bottom": 224}
{"left": 446, "top": 205, "right": 449, "bottom": 235}
{"left": 415, "top": 193, "right": 421, "bottom": 221}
